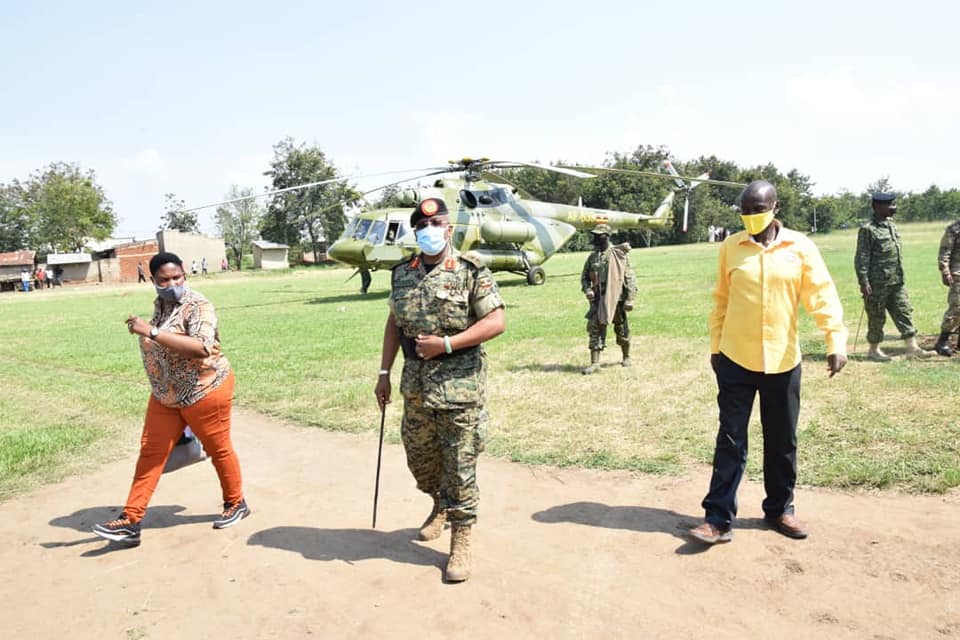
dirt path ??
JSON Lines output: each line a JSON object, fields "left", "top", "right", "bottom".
{"left": 1, "top": 408, "right": 957, "bottom": 639}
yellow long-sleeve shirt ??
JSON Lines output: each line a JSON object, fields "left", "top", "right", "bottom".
{"left": 708, "top": 225, "right": 847, "bottom": 374}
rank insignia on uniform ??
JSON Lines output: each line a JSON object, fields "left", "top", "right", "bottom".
{"left": 444, "top": 256, "right": 456, "bottom": 270}
{"left": 478, "top": 276, "right": 493, "bottom": 291}
{"left": 409, "top": 256, "right": 420, "bottom": 269}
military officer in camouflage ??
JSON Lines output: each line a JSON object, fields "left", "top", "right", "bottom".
{"left": 374, "top": 197, "right": 505, "bottom": 583}
{"left": 934, "top": 219, "right": 960, "bottom": 356}
{"left": 580, "top": 223, "right": 637, "bottom": 374}
{"left": 854, "top": 192, "right": 931, "bottom": 361}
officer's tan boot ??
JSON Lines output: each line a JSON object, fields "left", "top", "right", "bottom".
{"left": 582, "top": 350, "right": 601, "bottom": 375}
{"left": 620, "top": 343, "right": 631, "bottom": 367}
{"left": 445, "top": 524, "right": 472, "bottom": 583}
{"left": 867, "top": 343, "right": 892, "bottom": 362}
{"left": 418, "top": 495, "right": 446, "bottom": 541}
{"left": 904, "top": 335, "right": 933, "bottom": 359}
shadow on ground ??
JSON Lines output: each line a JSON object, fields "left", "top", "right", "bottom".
{"left": 248, "top": 526, "right": 446, "bottom": 568}
{"left": 532, "top": 501, "right": 771, "bottom": 555}
{"left": 43, "top": 505, "right": 216, "bottom": 556}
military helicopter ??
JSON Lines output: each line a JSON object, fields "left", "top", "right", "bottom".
{"left": 326, "top": 158, "right": 742, "bottom": 285}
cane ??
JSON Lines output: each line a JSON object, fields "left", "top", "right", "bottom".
{"left": 852, "top": 306, "right": 865, "bottom": 355}
{"left": 372, "top": 403, "right": 386, "bottom": 529}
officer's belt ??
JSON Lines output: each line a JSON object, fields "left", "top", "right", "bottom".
{"left": 399, "top": 334, "right": 479, "bottom": 361}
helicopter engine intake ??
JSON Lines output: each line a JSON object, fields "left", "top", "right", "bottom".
{"left": 479, "top": 220, "right": 537, "bottom": 244}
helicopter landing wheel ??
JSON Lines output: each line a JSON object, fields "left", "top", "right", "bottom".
{"left": 526, "top": 265, "right": 546, "bottom": 286}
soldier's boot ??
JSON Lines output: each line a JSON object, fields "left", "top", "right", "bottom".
{"left": 418, "top": 495, "right": 446, "bottom": 541}
{"left": 904, "top": 335, "right": 933, "bottom": 359}
{"left": 620, "top": 343, "right": 631, "bottom": 367}
{"left": 582, "top": 350, "right": 601, "bottom": 375}
{"left": 445, "top": 524, "right": 472, "bottom": 583}
{"left": 867, "top": 343, "right": 892, "bottom": 362}
{"left": 934, "top": 331, "right": 954, "bottom": 357}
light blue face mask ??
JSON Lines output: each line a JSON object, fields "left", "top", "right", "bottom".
{"left": 155, "top": 283, "right": 186, "bottom": 302}
{"left": 416, "top": 225, "right": 447, "bottom": 255}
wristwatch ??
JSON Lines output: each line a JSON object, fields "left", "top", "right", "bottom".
{"left": 149, "top": 326, "right": 160, "bottom": 339}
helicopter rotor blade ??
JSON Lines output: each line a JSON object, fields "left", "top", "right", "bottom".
{"left": 181, "top": 167, "right": 450, "bottom": 214}
{"left": 484, "top": 161, "right": 597, "bottom": 180}
{"left": 561, "top": 165, "right": 746, "bottom": 189}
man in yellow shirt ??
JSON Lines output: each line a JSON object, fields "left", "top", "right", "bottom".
{"left": 689, "top": 181, "right": 848, "bottom": 545}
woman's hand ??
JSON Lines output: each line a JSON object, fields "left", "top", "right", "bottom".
{"left": 126, "top": 315, "right": 151, "bottom": 337}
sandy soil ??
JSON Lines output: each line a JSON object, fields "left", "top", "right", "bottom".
{"left": 0, "top": 408, "right": 957, "bottom": 639}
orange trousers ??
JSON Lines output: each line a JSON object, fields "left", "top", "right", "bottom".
{"left": 124, "top": 373, "right": 243, "bottom": 523}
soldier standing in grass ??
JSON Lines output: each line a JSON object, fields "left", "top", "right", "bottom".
{"left": 933, "top": 219, "right": 960, "bottom": 356}
{"left": 689, "top": 180, "right": 847, "bottom": 546}
{"left": 374, "top": 197, "right": 505, "bottom": 583}
{"left": 580, "top": 223, "right": 637, "bottom": 374}
{"left": 854, "top": 192, "right": 932, "bottom": 361}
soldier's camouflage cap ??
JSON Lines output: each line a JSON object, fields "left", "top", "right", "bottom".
{"left": 590, "top": 223, "right": 612, "bottom": 235}
{"left": 410, "top": 198, "right": 449, "bottom": 226}
{"left": 871, "top": 192, "right": 896, "bottom": 203}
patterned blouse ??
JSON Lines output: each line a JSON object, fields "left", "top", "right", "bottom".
{"left": 140, "top": 287, "right": 231, "bottom": 408}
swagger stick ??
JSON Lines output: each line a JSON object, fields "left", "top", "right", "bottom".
{"left": 852, "top": 306, "right": 865, "bottom": 356}
{"left": 372, "top": 403, "right": 386, "bottom": 528}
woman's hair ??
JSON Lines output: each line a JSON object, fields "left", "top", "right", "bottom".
{"left": 149, "top": 252, "right": 184, "bottom": 276}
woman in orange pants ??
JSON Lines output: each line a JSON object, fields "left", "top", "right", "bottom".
{"left": 93, "top": 252, "right": 248, "bottom": 546}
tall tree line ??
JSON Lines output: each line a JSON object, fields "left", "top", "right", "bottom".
{"left": 4, "top": 142, "right": 959, "bottom": 257}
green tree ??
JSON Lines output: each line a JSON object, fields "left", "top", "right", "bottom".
{"left": 160, "top": 193, "right": 199, "bottom": 232}
{"left": 215, "top": 186, "right": 264, "bottom": 270}
{"left": 18, "top": 162, "right": 116, "bottom": 252}
{"left": 0, "top": 183, "right": 36, "bottom": 252}
{"left": 261, "top": 138, "right": 361, "bottom": 263}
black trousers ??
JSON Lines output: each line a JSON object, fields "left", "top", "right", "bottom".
{"left": 702, "top": 353, "right": 801, "bottom": 529}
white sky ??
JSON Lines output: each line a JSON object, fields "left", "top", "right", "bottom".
{"left": 1, "top": 0, "right": 957, "bottom": 237}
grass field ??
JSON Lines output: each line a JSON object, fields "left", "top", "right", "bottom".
{"left": 2, "top": 222, "right": 958, "bottom": 500}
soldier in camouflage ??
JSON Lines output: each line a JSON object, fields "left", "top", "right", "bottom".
{"left": 375, "top": 197, "right": 505, "bottom": 583}
{"left": 934, "top": 219, "right": 960, "bottom": 356}
{"left": 580, "top": 223, "right": 637, "bottom": 374}
{"left": 854, "top": 192, "right": 931, "bottom": 361}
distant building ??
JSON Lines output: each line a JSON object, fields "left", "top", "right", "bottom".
{"left": 91, "top": 239, "right": 159, "bottom": 283}
{"left": 252, "top": 240, "right": 290, "bottom": 270}
{"left": 156, "top": 230, "right": 227, "bottom": 277}
{"left": 46, "top": 252, "right": 94, "bottom": 283}
{"left": 0, "top": 250, "right": 35, "bottom": 292}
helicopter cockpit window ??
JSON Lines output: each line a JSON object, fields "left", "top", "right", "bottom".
{"left": 342, "top": 218, "right": 358, "bottom": 238}
{"left": 368, "top": 220, "right": 386, "bottom": 245}
{"left": 354, "top": 219, "right": 372, "bottom": 239}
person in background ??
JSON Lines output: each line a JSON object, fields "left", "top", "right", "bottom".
{"left": 854, "top": 192, "right": 931, "bottom": 361}
{"left": 933, "top": 218, "right": 960, "bottom": 356}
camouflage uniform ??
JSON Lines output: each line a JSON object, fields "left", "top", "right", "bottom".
{"left": 938, "top": 221, "right": 960, "bottom": 333}
{"left": 854, "top": 216, "right": 920, "bottom": 344}
{"left": 389, "top": 252, "right": 504, "bottom": 526}
{"left": 581, "top": 246, "right": 637, "bottom": 350}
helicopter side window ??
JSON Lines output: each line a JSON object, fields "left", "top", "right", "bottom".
{"left": 354, "top": 219, "right": 372, "bottom": 239}
{"left": 368, "top": 220, "right": 386, "bottom": 245}
{"left": 395, "top": 222, "right": 410, "bottom": 240}
{"left": 385, "top": 221, "right": 402, "bottom": 244}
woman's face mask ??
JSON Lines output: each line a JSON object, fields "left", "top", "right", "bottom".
{"left": 155, "top": 283, "right": 186, "bottom": 302}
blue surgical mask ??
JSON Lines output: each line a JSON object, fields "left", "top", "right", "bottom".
{"left": 416, "top": 225, "right": 447, "bottom": 256}
{"left": 155, "top": 283, "right": 186, "bottom": 302}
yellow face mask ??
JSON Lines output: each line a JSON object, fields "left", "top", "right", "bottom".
{"left": 741, "top": 209, "right": 775, "bottom": 235}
